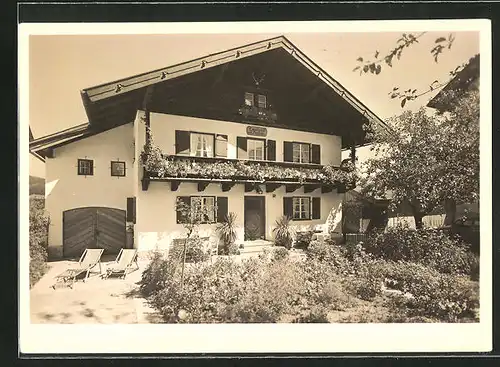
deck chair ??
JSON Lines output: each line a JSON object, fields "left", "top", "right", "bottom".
{"left": 102, "top": 249, "right": 139, "bottom": 279}
{"left": 52, "top": 248, "right": 104, "bottom": 289}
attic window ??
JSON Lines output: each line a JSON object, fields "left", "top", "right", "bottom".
{"left": 244, "top": 92, "right": 254, "bottom": 107}
{"left": 78, "top": 159, "right": 94, "bottom": 176}
{"left": 257, "top": 94, "right": 267, "bottom": 108}
{"left": 244, "top": 92, "right": 267, "bottom": 109}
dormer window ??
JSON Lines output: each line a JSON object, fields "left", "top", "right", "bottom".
{"left": 257, "top": 94, "right": 267, "bottom": 108}
{"left": 245, "top": 92, "right": 254, "bottom": 107}
{"left": 244, "top": 92, "right": 267, "bottom": 108}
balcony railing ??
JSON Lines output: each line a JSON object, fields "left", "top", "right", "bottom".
{"left": 141, "top": 153, "right": 356, "bottom": 192}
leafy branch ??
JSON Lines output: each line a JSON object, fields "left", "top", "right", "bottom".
{"left": 352, "top": 32, "right": 428, "bottom": 75}
{"left": 389, "top": 62, "right": 467, "bottom": 108}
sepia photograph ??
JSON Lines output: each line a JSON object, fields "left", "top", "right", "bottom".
{"left": 20, "top": 20, "right": 491, "bottom": 353}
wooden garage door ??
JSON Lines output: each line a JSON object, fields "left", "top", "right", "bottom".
{"left": 63, "top": 207, "right": 126, "bottom": 258}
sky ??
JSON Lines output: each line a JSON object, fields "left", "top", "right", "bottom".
{"left": 28, "top": 30, "right": 479, "bottom": 177}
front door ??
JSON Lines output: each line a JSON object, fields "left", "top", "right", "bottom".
{"left": 244, "top": 196, "right": 266, "bottom": 240}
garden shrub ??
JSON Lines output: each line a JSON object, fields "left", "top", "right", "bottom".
{"left": 377, "top": 261, "right": 479, "bottom": 321}
{"left": 169, "top": 236, "right": 210, "bottom": 263}
{"left": 306, "top": 240, "right": 352, "bottom": 275}
{"left": 363, "top": 226, "right": 477, "bottom": 276}
{"left": 293, "top": 305, "right": 330, "bottom": 323}
{"left": 29, "top": 197, "right": 49, "bottom": 288}
{"left": 272, "top": 246, "right": 289, "bottom": 261}
{"left": 294, "top": 230, "right": 314, "bottom": 249}
{"left": 273, "top": 216, "right": 294, "bottom": 249}
{"left": 343, "top": 274, "right": 382, "bottom": 301}
{"left": 227, "top": 242, "right": 241, "bottom": 256}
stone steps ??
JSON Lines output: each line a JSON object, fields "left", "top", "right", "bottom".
{"left": 239, "top": 240, "right": 274, "bottom": 255}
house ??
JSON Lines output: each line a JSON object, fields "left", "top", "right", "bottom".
{"left": 29, "top": 36, "right": 388, "bottom": 259}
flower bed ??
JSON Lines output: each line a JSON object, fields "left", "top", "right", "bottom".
{"left": 141, "top": 142, "right": 356, "bottom": 186}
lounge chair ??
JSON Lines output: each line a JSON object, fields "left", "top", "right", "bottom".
{"left": 102, "top": 249, "right": 139, "bottom": 279}
{"left": 52, "top": 248, "right": 104, "bottom": 289}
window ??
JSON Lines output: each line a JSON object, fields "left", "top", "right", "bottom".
{"left": 111, "top": 161, "right": 126, "bottom": 177}
{"left": 247, "top": 139, "right": 265, "bottom": 160}
{"left": 190, "top": 133, "right": 214, "bottom": 157}
{"left": 244, "top": 92, "right": 254, "bottom": 107}
{"left": 77, "top": 159, "right": 93, "bottom": 176}
{"left": 257, "top": 94, "right": 267, "bottom": 108}
{"left": 293, "top": 143, "right": 311, "bottom": 164}
{"left": 191, "top": 196, "right": 216, "bottom": 223}
{"left": 292, "top": 197, "right": 311, "bottom": 220}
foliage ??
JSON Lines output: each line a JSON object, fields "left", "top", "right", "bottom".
{"left": 292, "top": 305, "right": 330, "bottom": 323}
{"left": 272, "top": 246, "right": 289, "bottom": 261}
{"left": 377, "top": 261, "right": 479, "bottom": 322}
{"left": 363, "top": 225, "right": 478, "bottom": 276}
{"left": 353, "top": 32, "right": 469, "bottom": 105}
{"left": 294, "top": 230, "right": 314, "bottom": 249}
{"left": 170, "top": 236, "right": 210, "bottom": 263}
{"left": 227, "top": 242, "right": 241, "bottom": 256}
{"left": 29, "top": 196, "right": 49, "bottom": 287}
{"left": 216, "top": 212, "right": 238, "bottom": 255}
{"left": 140, "top": 228, "right": 478, "bottom": 323}
{"left": 141, "top": 147, "right": 356, "bottom": 186}
{"left": 360, "top": 91, "right": 479, "bottom": 228}
{"left": 272, "top": 216, "right": 294, "bottom": 249}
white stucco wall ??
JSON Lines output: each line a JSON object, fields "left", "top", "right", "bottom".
{"left": 134, "top": 112, "right": 344, "bottom": 252}
{"left": 135, "top": 181, "right": 344, "bottom": 252}
{"left": 149, "top": 113, "right": 343, "bottom": 166}
{"left": 45, "top": 123, "right": 134, "bottom": 256}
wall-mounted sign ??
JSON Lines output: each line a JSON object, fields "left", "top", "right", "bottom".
{"left": 246, "top": 125, "right": 267, "bottom": 137}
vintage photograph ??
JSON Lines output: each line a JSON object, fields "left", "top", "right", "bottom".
{"left": 21, "top": 20, "right": 491, "bottom": 353}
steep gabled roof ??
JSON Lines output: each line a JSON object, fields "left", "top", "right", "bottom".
{"left": 31, "top": 35, "right": 389, "bottom": 157}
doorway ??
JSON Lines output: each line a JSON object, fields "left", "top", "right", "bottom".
{"left": 244, "top": 196, "right": 266, "bottom": 240}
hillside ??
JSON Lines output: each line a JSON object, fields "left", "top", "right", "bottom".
{"left": 29, "top": 176, "right": 45, "bottom": 196}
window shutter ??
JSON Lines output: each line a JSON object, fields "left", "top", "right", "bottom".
{"left": 283, "top": 141, "right": 293, "bottom": 162}
{"left": 283, "top": 197, "right": 293, "bottom": 218}
{"left": 237, "top": 136, "right": 247, "bottom": 159}
{"left": 89, "top": 161, "right": 94, "bottom": 176}
{"left": 311, "top": 144, "right": 321, "bottom": 164}
{"left": 215, "top": 134, "right": 228, "bottom": 157}
{"left": 216, "top": 197, "right": 228, "bottom": 223}
{"left": 312, "top": 197, "right": 321, "bottom": 220}
{"left": 176, "top": 196, "right": 190, "bottom": 224}
{"left": 126, "top": 197, "right": 136, "bottom": 223}
{"left": 267, "top": 139, "right": 276, "bottom": 161}
{"left": 175, "top": 130, "right": 190, "bottom": 155}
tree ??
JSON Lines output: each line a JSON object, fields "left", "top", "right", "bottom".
{"left": 175, "top": 197, "right": 214, "bottom": 289}
{"left": 359, "top": 89, "right": 479, "bottom": 229}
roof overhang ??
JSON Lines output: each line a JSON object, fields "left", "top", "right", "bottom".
{"left": 81, "top": 35, "right": 390, "bottom": 140}
{"left": 31, "top": 35, "right": 391, "bottom": 157}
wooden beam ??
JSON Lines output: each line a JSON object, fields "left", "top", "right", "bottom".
{"left": 142, "top": 85, "right": 155, "bottom": 110}
{"left": 141, "top": 177, "right": 150, "bottom": 191}
{"left": 221, "top": 182, "right": 235, "bottom": 192}
{"left": 171, "top": 180, "right": 180, "bottom": 191}
{"left": 304, "top": 184, "right": 320, "bottom": 193}
{"left": 245, "top": 183, "right": 255, "bottom": 193}
{"left": 198, "top": 181, "right": 209, "bottom": 192}
{"left": 321, "top": 185, "right": 333, "bottom": 194}
{"left": 265, "top": 183, "right": 281, "bottom": 193}
{"left": 285, "top": 184, "right": 301, "bottom": 193}
{"left": 46, "top": 148, "right": 55, "bottom": 158}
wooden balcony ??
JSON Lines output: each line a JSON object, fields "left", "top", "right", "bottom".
{"left": 141, "top": 155, "right": 355, "bottom": 193}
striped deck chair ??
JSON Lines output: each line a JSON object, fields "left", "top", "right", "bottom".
{"left": 102, "top": 249, "right": 139, "bottom": 279}
{"left": 52, "top": 248, "right": 104, "bottom": 289}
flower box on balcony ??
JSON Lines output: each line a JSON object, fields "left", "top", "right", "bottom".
{"left": 143, "top": 154, "right": 355, "bottom": 187}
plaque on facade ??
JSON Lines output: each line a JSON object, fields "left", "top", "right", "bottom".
{"left": 246, "top": 125, "right": 267, "bottom": 137}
